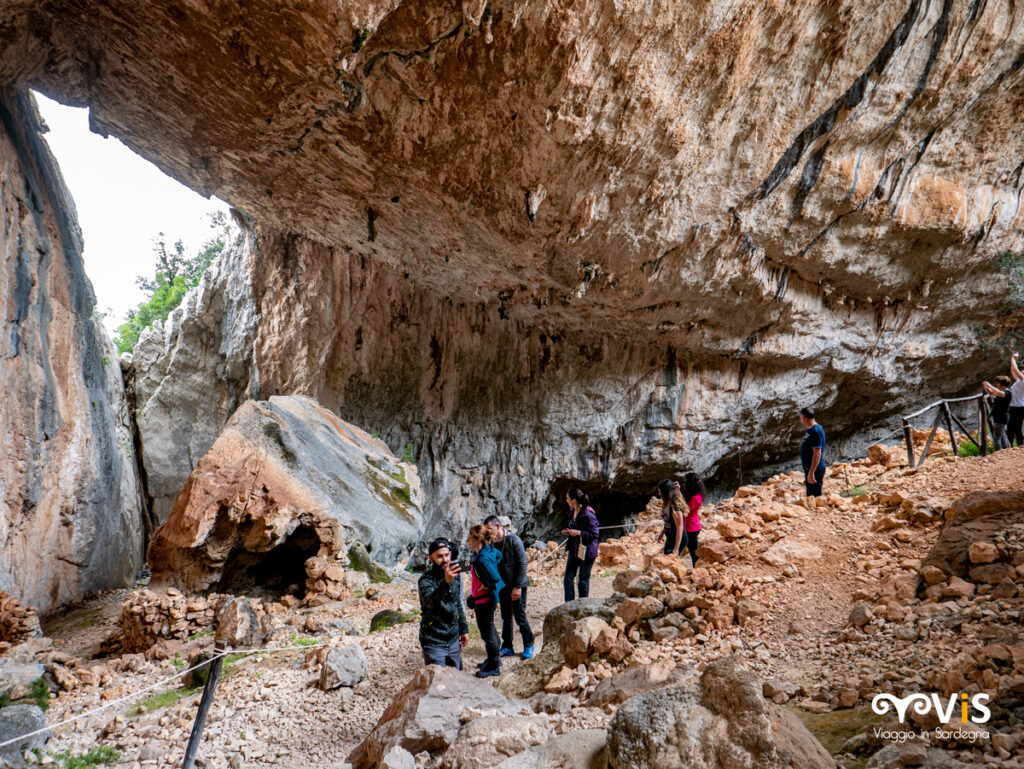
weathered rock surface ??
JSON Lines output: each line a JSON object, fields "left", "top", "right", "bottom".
{"left": 348, "top": 666, "right": 522, "bottom": 769}
{"left": 0, "top": 704, "right": 49, "bottom": 766}
{"left": 0, "top": 88, "right": 144, "bottom": 611}
{"left": 319, "top": 643, "right": 369, "bottom": 690}
{"left": 441, "top": 714, "right": 552, "bottom": 769}
{"left": 587, "top": 659, "right": 692, "bottom": 708}
{"left": 127, "top": 227, "right": 259, "bottom": 524}
{"left": 606, "top": 655, "right": 835, "bottom": 769}
{"left": 922, "top": 490, "right": 1024, "bottom": 579}
{"left": 761, "top": 538, "right": 825, "bottom": 568}
{"left": 2, "top": 1, "right": 1022, "bottom": 547}
{"left": 0, "top": 661, "right": 44, "bottom": 700}
{"left": 543, "top": 599, "right": 617, "bottom": 649}
{"left": 146, "top": 394, "right": 424, "bottom": 592}
{"left": 492, "top": 730, "right": 608, "bottom": 769}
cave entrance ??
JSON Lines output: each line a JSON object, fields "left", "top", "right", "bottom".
{"left": 522, "top": 478, "right": 658, "bottom": 545}
{"left": 216, "top": 524, "right": 320, "bottom": 600}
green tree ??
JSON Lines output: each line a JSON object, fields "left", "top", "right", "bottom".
{"left": 114, "top": 211, "right": 234, "bottom": 354}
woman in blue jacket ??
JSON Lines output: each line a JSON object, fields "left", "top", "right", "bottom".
{"left": 562, "top": 488, "right": 600, "bottom": 601}
{"left": 467, "top": 524, "right": 505, "bottom": 677}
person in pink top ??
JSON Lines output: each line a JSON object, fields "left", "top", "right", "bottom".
{"left": 657, "top": 473, "right": 705, "bottom": 566}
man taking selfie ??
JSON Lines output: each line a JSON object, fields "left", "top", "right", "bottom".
{"left": 417, "top": 537, "right": 470, "bottom": 669}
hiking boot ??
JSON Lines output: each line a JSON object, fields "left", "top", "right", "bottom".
{"left": 521, "top": 645, "right": 535, "bottom": 660}
{"left": 499, "top": 647, "right": 515, "bottom": 657}
{"left": 475, "top": 665, "right": 501, "bottom": 678}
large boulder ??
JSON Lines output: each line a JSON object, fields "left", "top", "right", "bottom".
{"left": 319, "top": 644, "right": 369, "bottom": 690}
{"left": 587, "top": 659, "right": 693, "bottom": 707}
{"left": 761, "top": 538, "right": 824, "bottom": 568}
{"left": 147, "top": 395, "right": 424, "bottom": 592}
{"left": 495, "top": 643, "right": 566, "bottom": 700}
{"left": 560, "top": 617, "right": 616, "bottom": 667}
{"left": 498, "top": 598, "right": 616, "bottom": 699}
{"left": 0, "top": 705, "right": 49, "bottom": 766}
{"left": 922, "top": 491, "right": 1024, "bottom": 580}
{"left": 606, "top": 655, "right": 834, "bottom": 769}
{"left": 214, "top": 597, "right": 265, "bottom": 648}
{"left": 542, "top": 598, "right": 617, "bottom": 649}
{"left": 441, "top": 714, "right": 552, "bottom": 769}
{"left": 348, "top": 666, "right": 523, "bottom": 769}
{"left": 492, "top": 730, "right": 609, "bottom": 769}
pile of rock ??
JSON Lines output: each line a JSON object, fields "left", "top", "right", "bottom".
{"left": 611, "top": 556, "right": 767, "bottom": 644}
{"left": 0, "top": 590, "right": 41, "bottom": 645}
{"left": 797, "top": 488, "right": 1024, "bottom": 764}
{"left": 112, "top": 588, "right": 221, "bottom": 653}
{"left": 304, "top": 555, "right": 360, "bottom": 602}
{"left": 350, "top": 656, "right": 833, "bottom": 769}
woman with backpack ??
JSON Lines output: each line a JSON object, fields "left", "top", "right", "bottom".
{"left": 466, "top": 524, "right": 504, "bottom": 678}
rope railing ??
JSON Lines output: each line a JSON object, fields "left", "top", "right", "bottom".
{"left": 0, "top": 640, "right": 330, "bottom": 761}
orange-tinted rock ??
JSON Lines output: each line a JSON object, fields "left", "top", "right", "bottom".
{"left": 147, "top": 395, "right": 423, "bottom": 593}
{"left": 923, "top": 491, "right": 1024, "bottom": 579}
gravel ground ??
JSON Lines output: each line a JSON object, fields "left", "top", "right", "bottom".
{"left": 26, "top": 447, "right": 1024, "bottom": 769}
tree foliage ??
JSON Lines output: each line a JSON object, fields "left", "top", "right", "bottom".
{"left": 114, "top": 211, "right": 234, "bottom": 354}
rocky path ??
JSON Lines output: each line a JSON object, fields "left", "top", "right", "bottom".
{"left": 17, "top": 447, "right": 1024, "bottom": 769}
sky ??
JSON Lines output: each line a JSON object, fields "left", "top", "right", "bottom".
{"left": 34, "top": 92, "right": 229, "bottom": 335}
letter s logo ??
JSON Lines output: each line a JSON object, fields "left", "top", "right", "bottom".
{"left": 971, "top": 693, "right": 991, "bottom": 723}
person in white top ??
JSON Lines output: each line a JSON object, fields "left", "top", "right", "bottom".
{"left": 1008, "top": 353, "right": 1024, "bottom": 447}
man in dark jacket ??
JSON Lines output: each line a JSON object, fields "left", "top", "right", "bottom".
{"left": 417, "top": 537, "right": 469, "bottom": 669}
{"left": 484, "top": 515, "right": 536, "bottom": 659}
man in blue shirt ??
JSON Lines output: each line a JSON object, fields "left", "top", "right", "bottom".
{"left": 799, "top": 407, "right": 827, "bottom": 498}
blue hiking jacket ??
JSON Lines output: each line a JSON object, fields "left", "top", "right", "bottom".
{"left": 471, "top": 544, "right": 505, "bottom": 601}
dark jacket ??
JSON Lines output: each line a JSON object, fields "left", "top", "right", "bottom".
{"left": 470, "top": 544, "right": 505, "bottom": 602}
{"left": 568, "top": 506, "right": 600, "bottom": 561}
{"left": 418, "top": 565, "right": 469, "bottom": 648}
{"left": 496, "top": 531, "right": 529, "bottom": 589}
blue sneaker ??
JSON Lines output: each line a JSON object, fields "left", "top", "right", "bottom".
{"left": 499, "top": 647, "right": 515, "bottom": 657}
{"left": 522, "top": 646, "right": 535, "bottom": 660}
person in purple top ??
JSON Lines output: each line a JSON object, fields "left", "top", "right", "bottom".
{"left": 561, "top": 488, "right": 600, "bottom": 602}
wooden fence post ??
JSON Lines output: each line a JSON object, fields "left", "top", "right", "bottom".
{"left": 980, "top": 398, "right": 989, "bottom": 456}
{"left": 942, "top": 402, "right": 958, "bottom": 457}
{"left": 902, "top": 418, "right": 915, "bottom": 468}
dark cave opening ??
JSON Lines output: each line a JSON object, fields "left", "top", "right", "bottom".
{"left": 522, "top": 477, "right": 658, "bottom": 545}
{"left": 216, "top": 524, "right": 320, "bottom": 599}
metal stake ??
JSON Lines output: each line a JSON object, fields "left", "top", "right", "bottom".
{"left": 182, "top": 648, "right": 225, "bottom": 769}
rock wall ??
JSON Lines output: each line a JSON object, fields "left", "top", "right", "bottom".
{"left": 3, "top": 2, "right": 1024, "bottom": 547}
{"left": 127, "top": 222, "right": 259, "bottom": 522}
{"left": 0, "top": 89, "right": 144, "bottom": 610}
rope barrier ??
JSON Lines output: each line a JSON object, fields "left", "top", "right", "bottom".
{"left": 531, "top": 538, "right": 568, "bottom": 567}
{"left": 528, "top": 520, "right": 669, "bottom": 568}
{"left": 0, "top": 640, "right": 331, "bottom": 751}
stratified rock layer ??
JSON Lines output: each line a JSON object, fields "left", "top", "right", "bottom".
{"left": 0, "top": 89, "right": 144, "bottom": 610}
{"left": 147, "top": 395, "right": 424, "bottom": 593}
{"left": 2, "top": 2, "right": 1024, "bottom": 549}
